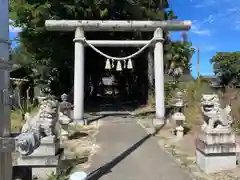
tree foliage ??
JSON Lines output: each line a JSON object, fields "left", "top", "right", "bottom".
{"left": 10, "top": 0, "right": 175, "bottom": 95}
{"left": 9, "top": 0, "right": 194, "bottom": 100}
{"left": 211, "top": 52, "right": 240, "bottom": 87}
{"left": 165, "top": 40, "right": 195, "bottom": 75}
{"left": 10, "top": 44, "right": 32, "bottom": 66}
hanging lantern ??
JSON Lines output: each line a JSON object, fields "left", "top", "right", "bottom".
{"left": 116, "top": 60, "right": 122, "bottom": 71}
{"left": 127, "top": 59, "right": 133, "bottom": 69}
{"left": 105, "top": 59, "right": 111, "bottom": 70}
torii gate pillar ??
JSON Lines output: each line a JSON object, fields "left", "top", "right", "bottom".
{"left": 73, "top": 28, "right": 85, "bottom": 123}
{"left": 153, "top": 28, "right": 165, "bottom": 125}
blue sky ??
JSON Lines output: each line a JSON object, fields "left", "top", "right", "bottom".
{"left": 170, "top": 0, "right": 240, "bottom": 77}
{"left": 9, "top": 0, "right": 240, "bottom": 77}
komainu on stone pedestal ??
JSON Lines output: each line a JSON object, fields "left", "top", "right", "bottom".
{"left": 16, "top": 96, "right": 59, "bottom": 156}
{"left": 22, "top": 96, "right": 59, "bottom": 137}
{"left": 17, "top": 96, "right": 62, "bottom": 179}
{"left": 196, "top": 94, "right": 236, "bottom": 174}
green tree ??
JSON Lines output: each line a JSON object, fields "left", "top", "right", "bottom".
{"left": 10, "top": 44, "right": 32, "bottom": 66}
{"left": 211, "top": 52, "right": 240, "bottom": 87}
{"left": 10, "top": 0, "right": 174, "bottom": 97}
{"left": 146, "top": 6, "right": 178, "bottom": 91}
{"left": 166, "top": 40, "right": 195, "bottom": 76}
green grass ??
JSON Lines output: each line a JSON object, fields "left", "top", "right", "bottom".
{"left": 11, "top": 110, "right": 23, "bottom": 132}
{"left": 47, "top": 172, "right": 68, "bottom": 180}
{"left": 11, "top": 106, "right": 39, "bottom": 132}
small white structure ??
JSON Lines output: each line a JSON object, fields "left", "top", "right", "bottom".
{"left": 45, "top": 20, "right": 191, "bottom": 125}
{"left": 70, "top": 171, "right": 87, "bottom": 180}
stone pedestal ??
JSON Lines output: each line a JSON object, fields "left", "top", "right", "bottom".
{"left": 59, "top": 111, "right": 72, "bottom": 140}
{"left": 176, "top": 126, "right": 184, "bottom": 138}
{"left": 236, "top": 139, "right": 240, "bottom": 164}
{"left": 196, "top": 128, "right": 236, "bottom": 174}
{"left": 172, "top": 112, "right": 185, "bottom": 138}
{"left": 17, "top": 136, "right": 62, "bottom": 179}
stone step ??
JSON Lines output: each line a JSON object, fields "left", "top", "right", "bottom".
{"left": 29, "top": 140, "right": 60, "bottom": 156}
{"left": 17, "top": 150, "right": 64, "bottom": 179}
{"left": 40, "top": 136, "right": 58, "bottom": 144}
{"left": 18, "top": 154, "right": 61, "bottom": 166}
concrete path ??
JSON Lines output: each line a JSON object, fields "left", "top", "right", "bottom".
{"left": 86, "top": 116, "right": 193, "bottom": 180}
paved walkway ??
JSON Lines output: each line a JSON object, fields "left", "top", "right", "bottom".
{"left": 86, "top": 116, "right": 193, "bottom": 180}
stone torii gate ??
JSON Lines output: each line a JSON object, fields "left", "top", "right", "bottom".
{"left": 45, "top": 20, "right": 191, "bottom": 125}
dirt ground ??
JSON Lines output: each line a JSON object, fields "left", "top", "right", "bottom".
{"left": 137, "top": 118, "right": 240, "bottom": 180}
{"left": 60, "top": 122, "right": 100, "bottom": 173}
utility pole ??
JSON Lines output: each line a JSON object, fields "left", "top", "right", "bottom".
{"left": 0, "top": 0, "right": 12, "bottom": 179}
{"left": 197, "top": 47, "right": 200, "bottom": 78}
{"left": 196, "top": 47, "right": 201, "bottom": 88}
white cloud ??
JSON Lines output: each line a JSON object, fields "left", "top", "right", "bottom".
{"left": 191, "top": 21, "right": 212, "bottom": 36}
{"left": 235, "top": 25, "right": 240, "bottom": 30}
{"left": 9, "top": 25, "right": 22, "bottom": 33}
{"left": 204, "top": 45, "right": 217, "bottom": 51}
{"left": 203, "top": 15, "right": 214, "bottom": 24}
{"left": 235, "top": 21, "right": 240, "bottom": 30}
{"left": 190, "top": 0, "right": 240, "bottom": 34}
{"left": 9, "top": 19, "right": 22, "bottom": 33}
{"left": 193, "top": 0, "right": 216, "bottom": 8}
{"left": 192, "top": 0, "right": 236, "bottom": 8}
{"left": 226, "top": 7, "right": 240, "bottom": 14}
{"left": 217, "top": 7, "right": 240, "bottom": 20}
{"left": 192, "top": 29, "right": 211, "bottom": 36}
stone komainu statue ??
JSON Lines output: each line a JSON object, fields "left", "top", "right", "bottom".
{"left": 200, "top": 94, "right": 232, "bottom": 130}
{"left": 22, "top": 96, "right": 58, "bottom": 136}
{"left": 16, "top": 96, "right": 59, "bottom": 155}
{"left": 59, "top": 93, "right": 73, "bottom": 117}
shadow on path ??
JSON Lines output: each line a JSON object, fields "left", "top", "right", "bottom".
{"left": 86, "top": 124, "right": 165, "bottom": 180}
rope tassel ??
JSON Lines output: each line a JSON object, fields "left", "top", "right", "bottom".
{"left": 116, "top": 61, "right": 122, "bottom": 71}
{"left": 127, "top": 59, "right": 133, "bottom": 69}
{"left": 105, "top": 59, "right": 111, "bottom": 70}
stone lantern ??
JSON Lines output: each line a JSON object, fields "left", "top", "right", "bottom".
{"left": 171, "top": 91, "right": 186, "bottom": 138}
